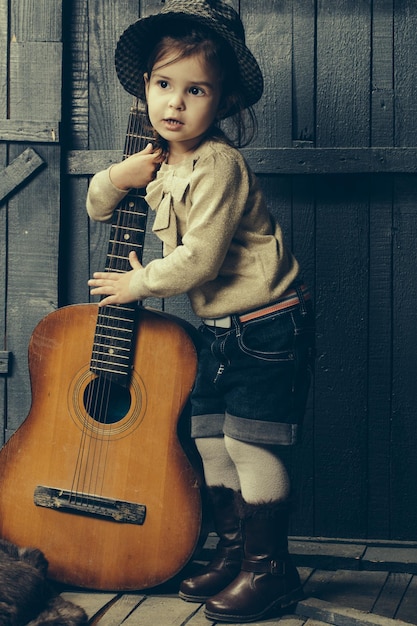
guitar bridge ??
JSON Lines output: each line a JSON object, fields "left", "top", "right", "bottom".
{"left": 34, "top": 485, "right": 146, "bottom": 525}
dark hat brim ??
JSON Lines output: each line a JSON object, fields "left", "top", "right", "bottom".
{"left": 115, "top": 11, "right": 263, "bottom": 113}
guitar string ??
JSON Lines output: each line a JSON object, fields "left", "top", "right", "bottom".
{"left": 71, "top": 103, "right": 146, "bottom": 506}
{"left": 69, "top": 109, "right": 133, "bottom": 502}
{"left": 87, "top": 108, "right": 139, "bottom": 499}
{"left": 84, "top": 106, "right": 141, "bottom": 501}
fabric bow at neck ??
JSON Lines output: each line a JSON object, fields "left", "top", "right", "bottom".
{"left": 145, "top": 167, "right": 190, "bottom": 251}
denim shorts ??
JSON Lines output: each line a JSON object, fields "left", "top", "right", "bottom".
{"left": 190, "top": 288, "right": 315, "bottom": 446}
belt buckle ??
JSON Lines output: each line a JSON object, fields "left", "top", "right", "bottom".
{"left": 203, "top": 316, "right": 232, "bottom": 329}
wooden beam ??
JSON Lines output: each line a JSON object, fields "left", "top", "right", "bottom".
{"left": 67, "top": 149, "right": 122, "bottom": 176}
{"left": 66, "top": 147, "right": 417, "bottom": 176}
{"left": 296, "top": 597, "right": 415, "bottom": 626}
{"left": 0, "top": 119, "right": 59, "bottom": 143}
{"left": 0, "top": 352, "right": 11, "bottom": 375}
{"left": 0, "top": 148, "right": 45, "bottom": 204}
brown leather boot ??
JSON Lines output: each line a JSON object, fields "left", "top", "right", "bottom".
{"left": 204, "top": 497, "right": 304, "bottom": 622}
{"left": 179, "top": 486, "right": 243, "bottom": 602}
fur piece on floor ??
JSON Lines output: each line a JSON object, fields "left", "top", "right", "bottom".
{"left": 0, "top": 539, "right": 88, "bottom": 626}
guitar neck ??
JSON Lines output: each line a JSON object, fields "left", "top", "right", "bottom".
{"left": 107, "top": 188, "right": 148, "bottom": 271}
{"left": 91, "top": 101, "right": 154, "bottom": 385}
{"left": 107, "top": 100, "right": 154, "bottom": 271}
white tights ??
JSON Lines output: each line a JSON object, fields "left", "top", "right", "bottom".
{"left": 195, "top": 435, "right": 290, "bottom": 503}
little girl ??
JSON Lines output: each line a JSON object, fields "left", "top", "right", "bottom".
{"left": 87, "top": 1, "right": 315, "bottom": 622}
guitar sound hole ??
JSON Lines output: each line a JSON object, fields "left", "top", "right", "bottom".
{"left": 83, "top": 378, "right": 131, "bottom": 425}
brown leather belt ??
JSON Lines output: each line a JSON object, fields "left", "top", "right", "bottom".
{"left": 202, "top": 285, "right": 311, "bottom": 329}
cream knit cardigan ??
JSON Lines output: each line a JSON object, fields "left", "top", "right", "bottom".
{"left": 86, "top": 139, "right": 299, "bottom": 319}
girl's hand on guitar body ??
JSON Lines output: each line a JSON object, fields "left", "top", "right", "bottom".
{"left": 88, "top": 251, "right": 144, "bottom": 306}
{"left": 110, "top": 143, "right": 163, "bottom": 190}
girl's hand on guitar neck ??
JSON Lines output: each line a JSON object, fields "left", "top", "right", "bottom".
{"left": 88, "top": 251, "right": 143, "bottom": 307}
{"left": 110, "top": 143, "right": 163, "bottom": 190}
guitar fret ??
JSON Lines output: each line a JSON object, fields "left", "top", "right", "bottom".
{"left": 111, "top": 225, "right": 145, "bottom": 234}
{"left": 97, "top": 316, "right": 135, "bottom": 325}
{"left": 93, "top": 350, "right": 131, "bottom": 360}
{"left": 100, "top": 268, "right": 126, "bottom": 274}
{"left": 93, "top": 334, "right": 132, "bottom": 345}
{"left": 109, "top": 239, "right": 144, "bottom": 244}
{"left": 124, "top": 133, "right": 153, "bottom": 142}
{"left": 91, "top": 364, "right": 130, "bottom": 375}
{"left": 91, "top": 363, "right": 131, "bottom": 373}
{"left": 92, "top": 353, "right": 131, "bottom": 363}
{"left": 94, "top": 333, "right": 133, "bottom": 342}
{"left": 119, "top": 209, "right": 147, "bottom": 217}
{"left": 108, "top": 243, "right": 144, "bottom": 252}
{"left": 93, "top": 345, "right": 132, "bottom": 354}
{"left": 107, "top": 253, "right": 141, "bottom": 263}
{"left": 92, "top": 344, "right": 131, "bottom": 354}
{"left": 103, "top": 304, "right": 135, "bottom": 313}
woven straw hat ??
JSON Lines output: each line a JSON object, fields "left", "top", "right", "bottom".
{"left": 115, "top": 0, "right": 263, "bottom": 115}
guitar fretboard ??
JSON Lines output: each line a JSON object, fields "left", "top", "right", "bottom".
{"left": 90, "top": 102, "right": 153, "bottom": 385}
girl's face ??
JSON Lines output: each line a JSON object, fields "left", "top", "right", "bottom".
{"left": 144, "top": 51, "right": 222, "bottom": 160}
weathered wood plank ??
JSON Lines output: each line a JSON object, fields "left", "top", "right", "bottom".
{"left": 61, "top": 177, "right": 92, "bottom": 305}
{"left": 313, "top": 176, "right": 369, "bottom": 538}
{"left": 88, "top": 0, "right": 137, "bottom": 151}
{"left": 91, "top": 593, "right": 145, "bottom": 625}
{"left": 0, "top": 351, "right": 11, "bottom": 375}
{"left": 391, "top": 175, "right": 417, "bottom": 540}
{"left": 371, "top": 0, "right": 394, "bottom": 146}
{"left": 363, "top": 545, "right": 417, "bottom": 574}
{"left": 67, "top": 148, "right": 417, "bottom": 176}
{"left": 241, "top": 0, "right": 292, "bottom": 147}
{"left": 372, "top": 572, "right": 413, "bottom": 620}
{"left": 394, "top": 0, "right": 417, "bottom": 145}
{"left": 366, "top": 175, "right": 394, "bottom": 539}
{"left": 6, "top": 145, "right": 60, "bottom": 433}
{"left": 0, "top": 143, "right": 6, "bottom": 443}
{"left": 60, "top": 591, "right": 119, "bottom": 621}
{"left": 0, "top": 147, "right": 45, "bottom": 203}
{"left": 9, "top": 42, "right": 62, "bottom": 121}
{"left": 310, "top": 2, "right": 379, "bottom": 539}
{"left": 395, "top": 575, "right": 417, "bottom": 624}
{"left": 63, "top": 0, "right": 93, "bottom": 306}
{"left": 67, "top": 0, "right": 89, "bottom": 149}
{"left": 4, "top": 2, "right": 63, "bottom": 438}
{"left": 285, "top": 172, "right": 315, "bottom": 536}
{"left": 11, "top": 0, "right": 62, "bottom": 42}
{"left": 0, "top": 0, "right": 7, "bottom": 118}
{"left": 67, "top": 150, "right": 122, "bottom": 174}
{"left": 0, "top": 0, "right": 9, "bottom": 445}
{"left": 302, "top": 569, "right": 388, "bottom": 614}
{"left": 292, "top": 0, "right": 315, "bottom": 144}
{"left": 367, "top": 2, "right": 394, "bottom": 537}
{"left": 291, "top": 540, "right": 365, "bottom": 571}
{"left": 296, "top": 597, "right": 415, "bottom": 626}
{"left": 121, "top": 595, "right": 203, "bottom": 625}
{"left": 0, "top": 119, "right": 59, "bottom": 143}
{"left": 316, "top": 1, "right": 371, "bottom": 147}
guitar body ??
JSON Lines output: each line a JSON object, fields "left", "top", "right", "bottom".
{"left": 0, "top": 303, "right": 201, "bottom": 591}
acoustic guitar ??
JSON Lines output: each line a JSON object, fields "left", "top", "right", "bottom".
{"left": 0, "top": 101, "right": 202, "bottom": 591}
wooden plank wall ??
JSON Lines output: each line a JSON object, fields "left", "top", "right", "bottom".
{"left": 2, "top": 0, "right": 417, "bottom": 543}
{"left": 0, "top": 0, "right": 62, "bottom": 439}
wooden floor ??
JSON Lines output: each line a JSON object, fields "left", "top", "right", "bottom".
{"left": 59, "top": 537, "right": 417, "bottom": 626}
